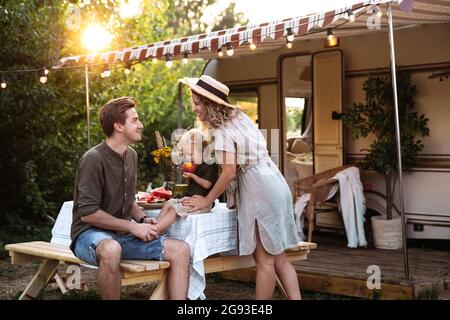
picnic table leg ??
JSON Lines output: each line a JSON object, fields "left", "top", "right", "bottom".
{"left": 54, "top": 272, "right": 68, "bottom": 294}
{"left": 19, "top": 259, "right": 59, "bottom": 300}
{"left": 149, "top": 272, "right": 168, "bottom": 300}
{"left": 275, "top": 274, "right": 303, "bottom": 300}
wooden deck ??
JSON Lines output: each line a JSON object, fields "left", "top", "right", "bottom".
{"left": 220, "top": 233, "right": 450, "bottom": 299}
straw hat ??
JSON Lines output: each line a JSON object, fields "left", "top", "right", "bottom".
{"left": 179, "top": 75, "right": 235, "bottom": 108}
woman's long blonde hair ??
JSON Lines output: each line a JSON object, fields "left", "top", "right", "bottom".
{"left": 192, "top": 91, "right": 238, "bottom": 131}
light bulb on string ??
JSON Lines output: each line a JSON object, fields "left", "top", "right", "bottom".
{"left": 44, "top": 67, "right": 50, "bottom": 75}
{"left": 124, "top": 62, "right": 132, "bottom": 75}
{"left": 286, "top": 39, "right": 293, "bottom": 49}
{"left": 286, "top": 28, "right": 295, "bottom": 42}
{"left": 103, "top": 64, "right": 111, "bottom": 78}
{"left": 327, "top": 29, "right": 335, "bottom": 41}
{"left": 217, "top": 48, "right": 224, "bottom": 58}
{"left": 325, "top": 29, "right": 339, "bottom": 47}
{"left": 39, "top": 67, "right": 47, "bottom": 84}
{"left": 249, "top": 40, "right": 256, "bottom": 50}
{"left": 165, "top": 53, "right": 173, "bottom": 68}
{"left": 182, "top": 52, "right": 189, "bottom": 64}
{"left": 100, "top": 64, "right": 111, "bottom": 78}
{"left": 152, "top": 57, "right": 158, "bottom": 64}
{"left": 1, "top": 77, "right": 6, "bottom": 89}
{"left": 226, "top": 42, "right": 234, "bottom": 56}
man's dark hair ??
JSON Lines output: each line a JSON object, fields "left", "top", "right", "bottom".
{"left": 99, "top": 97, "right": 137, "bottom": 137}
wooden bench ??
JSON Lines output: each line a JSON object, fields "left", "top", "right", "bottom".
{"left": 5, "top": 240, "right": 317, "bottom": 300}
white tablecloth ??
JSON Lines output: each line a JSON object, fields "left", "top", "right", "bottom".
{"left": 50, "top": 201, "right": 238, "bottom": 300}
{"left": 146, "top": 201, "right": 237, "bottom": 300}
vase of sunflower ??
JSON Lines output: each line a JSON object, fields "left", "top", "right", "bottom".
{"left": 151, "top": 146, "right": 174, "bottom": 188}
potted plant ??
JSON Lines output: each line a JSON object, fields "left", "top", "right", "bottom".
{"left": 343, "top": 71, "right": 429, "bottom": 249}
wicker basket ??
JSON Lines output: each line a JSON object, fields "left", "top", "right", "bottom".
{"left": 371, "top": 215, "right": 403, "bottom": 250}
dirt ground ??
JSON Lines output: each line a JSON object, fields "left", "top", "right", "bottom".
{"left": 0, "top": 258, "right": 283, "bottom": 300}
{"left": 3, "top": 257, "right": 448, "bottom": 300}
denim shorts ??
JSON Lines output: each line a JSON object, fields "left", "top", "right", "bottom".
{"left": 73, "top": 227, "right": 166, "bottom": 266}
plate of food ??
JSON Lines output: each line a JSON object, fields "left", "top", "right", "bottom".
{"left": 136, "top": 188, "right": 172, "bottom": 210}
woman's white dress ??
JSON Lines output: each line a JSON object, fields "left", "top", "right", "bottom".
{"left": 212, "top": 111, "right": 300, "bottom": 255}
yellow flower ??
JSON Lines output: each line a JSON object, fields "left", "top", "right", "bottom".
{"left": 151, "top": 146, "right": 174, "bottom": 181}
{"left": 151, "top": 146, "right": 173, "bottom": 166}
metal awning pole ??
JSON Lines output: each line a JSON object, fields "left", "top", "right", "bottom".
{"left": 387, "top": 2, "right": 409, "bottom": 280}
{"left": 85, "top": 64, "right": 91, "bottom": 149}
{"left": 175, "top": 82, "right": 185, "bottom": 184}
{"left": 177, "top": 81, "right": 184, "bottom": 130}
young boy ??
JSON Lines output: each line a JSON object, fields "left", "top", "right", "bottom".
{"left": 153, "top": 129, "right": 219, "bottom": 234}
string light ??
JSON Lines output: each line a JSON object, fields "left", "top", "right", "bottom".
{"left": 101, "top": 64, "right": 111, "bottom": 78}
{"left": 325, "top": 28, "right": 339, "bottom": 47}
{"left": 346, "top": 9, "right": 356, "bottom": 22}
{"left": 165, "top": 53, "right": 173, "bottom": 68}
{"left": 286, "top": 27, "right": 295, "bottom": 42}
{"left": 124, "top": 62, "right": 131, "bottom": 75}
{"left": 226, "top": 42, "right": 234, "bottom": 56}
{"left": 286, "top": 39, "right": 293, "bottom": 49}
{"left": 1, "top": 5, "right": 373, "bottom": 77}
{"left": 182, "top": 52, "right": 189, "bottom": 64}
{"left": 327, "top": 29, "right": 334, "bottom": 41}
{"left": 369, "top": 5, "right": 382, "bottom": 18}
{"left": 39, "top": 67, "right": 48, "bottom": 83}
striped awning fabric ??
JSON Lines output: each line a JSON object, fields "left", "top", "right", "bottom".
{"left": 54, "top": 0, "right": 450, "bottom": 68}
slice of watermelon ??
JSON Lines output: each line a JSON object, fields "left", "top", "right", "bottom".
{"left": 151, "top": 187, "right": 172, "bottom": 200}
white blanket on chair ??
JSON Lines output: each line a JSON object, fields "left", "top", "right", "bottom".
{"left": 293, "top": 167, "right": 367, "bottom": 248}
{"left": 334, "top": 167, "right": 367, "bottom": 248}
{"left": 293, "top": 194, "right": 310, "bottom": 241}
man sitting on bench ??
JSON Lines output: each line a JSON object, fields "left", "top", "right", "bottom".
{"left": 71, "top": 97, "right": 190, "bottom": 300}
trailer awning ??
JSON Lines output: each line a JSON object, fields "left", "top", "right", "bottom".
{"left": 55, "top": 0, "right": 450, "bottom": 68}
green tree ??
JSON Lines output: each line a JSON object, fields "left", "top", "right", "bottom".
{"left": 0, "top": 1, "right": 86, "bottom": 223}
{"left": 169, "top": 0, "right": 248, "bottom": 35}
{"left": 0, "top": 0, "right": 247, "bottom": 224}
{"left": 343, "top": 71, "right": 430, "bottom": 220}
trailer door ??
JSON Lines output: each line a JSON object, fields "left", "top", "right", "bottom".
{"left": 312, "top": 50, "right": 344, "bottom": 173}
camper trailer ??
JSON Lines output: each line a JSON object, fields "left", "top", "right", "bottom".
{"left": 202, "top": 20, "right": 450, "bottom": 240}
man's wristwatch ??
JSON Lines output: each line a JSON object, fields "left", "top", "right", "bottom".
{"left": 138, "top": 216, "right": 147, "bottom": 223}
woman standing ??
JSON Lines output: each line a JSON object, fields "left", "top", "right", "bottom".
{"left": 181, "top": 75, "right": 301, "bottom": 300}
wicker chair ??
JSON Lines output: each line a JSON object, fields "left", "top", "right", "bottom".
{"left": 294, "top": 164, "right": 355, "bottom": 242}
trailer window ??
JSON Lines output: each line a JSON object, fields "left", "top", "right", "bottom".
{"left": 285, "top": 97, "right": 306, "bottom": 139}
